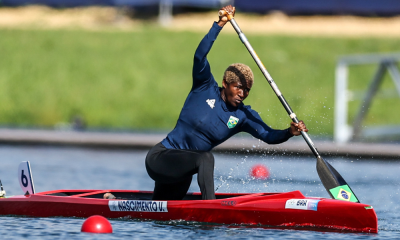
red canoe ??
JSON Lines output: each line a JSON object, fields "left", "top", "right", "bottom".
{"left": 0, "top": 189, "right": 377, "bottom": 233}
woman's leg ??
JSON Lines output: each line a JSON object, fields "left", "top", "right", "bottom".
{"left": 146, "top": 143, "right": 216, "bottom": 200}
{"left": 152, "top": 177, "right": 192, "bottom": 200}
{"left": 196, "top": 151, "right": 215, "bottom": 200}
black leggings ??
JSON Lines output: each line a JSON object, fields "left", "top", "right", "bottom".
{"left": 145, "top": 142, "right": 216, "bottom": 200}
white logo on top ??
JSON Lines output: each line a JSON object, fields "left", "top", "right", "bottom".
{"left": 206, "top": 99, "right": 215, "bottom": 109}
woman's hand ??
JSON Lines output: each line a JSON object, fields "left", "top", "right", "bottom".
{"left": 217, "top": 5, "right": 235, "bottom": 27}
{"left": 289, "top": 120, "right": 308, "bottom": 136}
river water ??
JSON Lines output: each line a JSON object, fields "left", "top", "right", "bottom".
{"left": 0, "top": 145, "right": 399, "bottom": 239}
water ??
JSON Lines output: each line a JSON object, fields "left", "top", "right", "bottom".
{"left": 0, "top": 145, "right": 399, "bottom": 239}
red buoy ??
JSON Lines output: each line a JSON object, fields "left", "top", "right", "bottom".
{"left": 81, "top": 215, "right": 113, "bottom": 234}
{"left": 250, "top": 164, "right": 270, "bottom": 179}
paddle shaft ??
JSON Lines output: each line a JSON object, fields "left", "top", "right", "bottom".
{"left": 226, "top": 17, "right": 320, "bottom": 158}
{"left": 220, "top": 10, "right": 360, "bottom": 202}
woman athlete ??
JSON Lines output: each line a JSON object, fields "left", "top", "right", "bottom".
{"left": 145, "top": 5, "right": 308, "bottom": 201}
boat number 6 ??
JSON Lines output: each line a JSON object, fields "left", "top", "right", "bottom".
{"left": 21, "top": 170, "right": 28, "bottom": 187}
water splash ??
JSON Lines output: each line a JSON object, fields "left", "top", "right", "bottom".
{"left": 215, "top": 155, "right": 249, "bottom": 192}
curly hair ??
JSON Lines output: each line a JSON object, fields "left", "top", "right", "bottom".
{"left": 223, "top": 63, "right": 254, "bottom": 85}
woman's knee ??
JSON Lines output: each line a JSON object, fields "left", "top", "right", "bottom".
{"left": 199, "top": 152, "right": 215, "bottom": 166}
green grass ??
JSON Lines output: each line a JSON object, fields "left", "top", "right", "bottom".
{"left": 0, "top": 27, "right": 399, "bottom": 136}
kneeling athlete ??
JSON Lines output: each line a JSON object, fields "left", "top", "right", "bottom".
{"left": 146, "top": 5, "right": 308, "bottom": 200}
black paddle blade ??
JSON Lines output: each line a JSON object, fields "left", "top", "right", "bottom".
{"left": 316, "top": 156, "right": 360, "bottom": 203}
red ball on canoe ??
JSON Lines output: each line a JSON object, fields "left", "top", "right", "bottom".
{"left": 250, "top": 164, "right": 270, "bottom": 179}
{"left": 81, "top": 215, "right": 113, "bottom": 234}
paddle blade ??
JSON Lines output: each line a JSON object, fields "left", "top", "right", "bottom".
{"left": 316, "top": 157, "right": 360, "bottom": 203}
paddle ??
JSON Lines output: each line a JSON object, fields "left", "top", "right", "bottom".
{"left": 219, "top": 9, "right": 360, "bottom": 203}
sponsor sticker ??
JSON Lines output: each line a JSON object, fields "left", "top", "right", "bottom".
{"left": 285, "top": 199, "right": 320, "bottom": 211}
{"left": 227, "top": 116, "right": 239, "bottom": 129}
{"left": 221, "top": 200, "right": 237, "bottom": 206}
{"left": 109, "top": 200, "right": 168, "bottom": 212}
{"left": 365, "top": 206, "right": 373, "bottom": 210}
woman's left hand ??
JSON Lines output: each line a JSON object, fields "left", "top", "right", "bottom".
{"left": 289, "top": 120, "right": 308, "bottom": 136}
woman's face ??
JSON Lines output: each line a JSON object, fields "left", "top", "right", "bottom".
{"left": 222, "top": 79, "right": 252, "bottom": 107}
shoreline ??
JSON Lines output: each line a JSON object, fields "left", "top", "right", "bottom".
{"left": 0, "top": 128, "right": 399, "bottom": 159}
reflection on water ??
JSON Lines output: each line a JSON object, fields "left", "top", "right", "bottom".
{"left": 0, "top": 145, "right": 399, "bottom": 239}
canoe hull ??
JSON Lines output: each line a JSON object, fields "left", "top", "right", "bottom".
{"left": 0, "top": 189, "right": 377, "bottom": 233}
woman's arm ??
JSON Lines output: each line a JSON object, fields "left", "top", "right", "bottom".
{"left": 191, "top": 5, "right": 236, "bottom": 91}
{"left": 241, "top": 107, "right": 307, "bottom": 144}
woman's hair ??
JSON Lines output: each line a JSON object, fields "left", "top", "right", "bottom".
{"left": 223, "top": 63, "right": 254, "bottom": 85}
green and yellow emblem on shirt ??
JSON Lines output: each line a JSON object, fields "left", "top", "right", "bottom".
{"left": 227, "top": 116, "right": 239, "bottom": 129}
